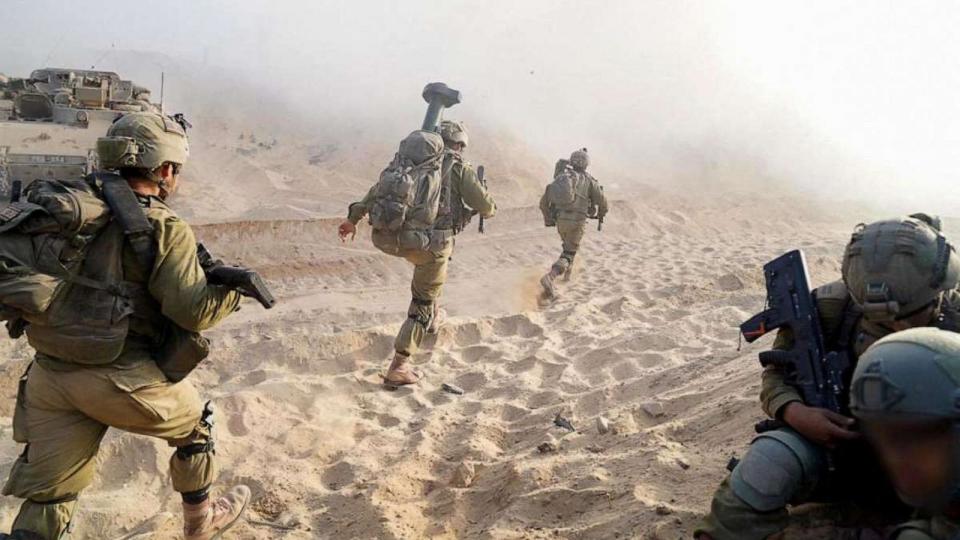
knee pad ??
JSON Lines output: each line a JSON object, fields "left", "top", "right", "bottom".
{"left": 730, "top": 428, "right": 824, "bottom": 512}
{"left": 175, "top": 402, "right": 215, "bottom": 461}
{"left": 407, "top": 297, "right": 434, "bottom": 329}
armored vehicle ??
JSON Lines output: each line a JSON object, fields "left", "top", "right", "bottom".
{"left": 0, "top": 67, "right": 158, "bottom": 197}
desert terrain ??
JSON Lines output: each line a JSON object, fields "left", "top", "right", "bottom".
{"left": 0, "top": 56, "right": 945, "bottom": 540}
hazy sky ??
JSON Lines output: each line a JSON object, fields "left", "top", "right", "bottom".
{"left": 2, "top": 0, "right": 959, "bottom": 213}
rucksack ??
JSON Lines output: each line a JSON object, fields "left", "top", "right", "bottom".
{"left": 0, "top": 174, "right": 152, "bottom": 364}
{"left": 368, "top": 130, "right": 445, "bottom": 233}
{"left": 547, "top": 163, "right": 579, "bottom": 209}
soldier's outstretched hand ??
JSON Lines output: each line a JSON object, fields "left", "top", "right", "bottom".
{"left": 782, "top": 402, "right": 860, "bottom": 448}
{"left": 338, "top": 220, "right": 357, "bottom": 242}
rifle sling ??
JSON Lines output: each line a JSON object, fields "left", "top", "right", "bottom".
{"left": 96, "top": 173, "right": 157, "bottom": 271}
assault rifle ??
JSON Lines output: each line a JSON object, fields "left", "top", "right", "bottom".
{"left": 197, "top": 244, "right": 276, "bottom": 309}
{"left": 477, "top": 165, "right": 487, "bottom": 234}
{"left": 739, "top": 249, "right": 852, "bottom": 432}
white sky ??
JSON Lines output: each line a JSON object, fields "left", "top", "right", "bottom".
{"left": 2, "top": 0, "right": 958, "bottom": 212}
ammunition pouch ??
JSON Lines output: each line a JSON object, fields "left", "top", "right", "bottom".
{"left": 155, "top": 323, "right": 210, "bottom": 383}
{"left": 427, "top": 229, "right": 454, "bottom": 252}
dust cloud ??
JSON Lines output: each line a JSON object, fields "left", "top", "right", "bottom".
{"left": 2, "top": 0, "right": 958, "bottom": 212}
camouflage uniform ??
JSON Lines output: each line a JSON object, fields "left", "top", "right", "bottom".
{"left": 848, "top": 328, "right": 960, "bottom": 540}
{"left": 347, "top": 122, "right": 495, "bottom": 359}
{"left": 697, "top": 216, "right": 960, "bottom": 540}
{"left": 3, "top": 200, "right": 240, "bottom": 537}
{"left": 539, "top": 149, "right": 607, "bottom": 291}
{"left": 0, "top": 113, "right": 248, "bottom": 540}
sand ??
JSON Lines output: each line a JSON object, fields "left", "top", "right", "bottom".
{"left": 0, "top": 112, "right": 929, "bottom": 538}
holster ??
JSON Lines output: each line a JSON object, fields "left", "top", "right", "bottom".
{"left": 155, "top": 323, "right": 210, "bottom": 383}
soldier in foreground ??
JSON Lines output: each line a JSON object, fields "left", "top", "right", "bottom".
{"left": 0, "top": 113, "right": 251, "bottom": 539}
{"left": 695, "top": 215, "right": 960, "bottom": 539}
{"left": 849, "top": 327, "right": 960, "bottom": 540}
{"left": 338, "top": 120, "right": 496, "bottom": 386}
{"left": 539, "top": 148, "right": 607, "bottom": 298}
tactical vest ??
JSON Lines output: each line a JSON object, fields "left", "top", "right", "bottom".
{"left": 0, "top": 174, "right": 156, "bottom": 365}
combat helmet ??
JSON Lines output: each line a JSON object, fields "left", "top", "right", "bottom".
{"left": 841, "top": 215, "right": 960, "bottom": 322}
{"left": 570, "top": 148, "right": 590, "bottom": 171}
{"left": 439, "top": 120, "right": 469, "bottom": 149}
{"left": 850, "top": 327, "right": 960, "bottom": 508}
{"left": 96, "top": 112, "right": 189, "bottom": 175}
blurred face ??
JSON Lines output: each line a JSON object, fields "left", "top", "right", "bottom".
{"left": 864, "top": 418, "right": 956, "bottom": 508}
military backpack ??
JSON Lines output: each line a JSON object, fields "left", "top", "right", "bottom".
{"left": 369, "top": 130, "right": 445, "bottom": 233}
{"left": 546, "top": 161, "right": 580, "bottom": 210}
{"left": 0, "top": 174, "right": 154, "bottom": 365}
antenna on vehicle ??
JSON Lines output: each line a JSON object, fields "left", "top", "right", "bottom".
{"left": 160, "top": 72, "right": 165, "bottom": 114}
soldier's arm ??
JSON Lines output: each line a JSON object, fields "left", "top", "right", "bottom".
{"left": 148, "top": 215, "right": 242, "bottom": 332}
{"left": 591, "top": 179, "right": 608, "bottom": 217}
{"left": 540, "top": 188, "right": 554, "bottom": 223}
{"left": 759, "top": 327, "right": 803, "bottom": 419}
{"left": 347, "top": 184, "right": 378, "bottom": 225}
{"left": 459, "top": 166, "right": 496, "bottom": 218}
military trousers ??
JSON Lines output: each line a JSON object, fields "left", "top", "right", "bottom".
{"left": 551, "top": 217, "right": 587, "bottom": 274}
{"left": 2, "top": 360, "right": 215, "bottom": 539}
{"left": 394, "top": 240, "right": 454, "bottom": 356}
{"left": 695, "top": 428, "right": 908, "bottom": 540}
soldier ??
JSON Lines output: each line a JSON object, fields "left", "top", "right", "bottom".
{"left": 849, "top": 327, "right": 960, "bottom": 540}
{"left": 695, "top": 214, "right": 960, "bottom": 539}
{"left": 0, "top": 113, "right": 250, "bottom": 540}
{"left": 539, "top": 148, "right": 607, "bottom": 298}
{"left": 338, "top": 120, "right": 496, "bottom": 386}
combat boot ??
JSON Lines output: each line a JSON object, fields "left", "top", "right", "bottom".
{"left": 427, "top": 306, "right": 447, "bottom": 334}
{"left": 183, "top": 485, "right": 251, "bottom": 540}
{"left": 541, "top": 264, "right": 565, "bottom": 298}
{"left": 384, "top": 353, "right": 420, "bottom": 385}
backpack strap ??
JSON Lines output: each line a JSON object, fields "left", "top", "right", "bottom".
{"left": 835, "top": 300, "right": 862, "bottom": 356}
{"left": 439, "top": 152, "right": 458, "bottom": 218}
{"left": 94, "top": 173, "right": 157, "bottom": 271}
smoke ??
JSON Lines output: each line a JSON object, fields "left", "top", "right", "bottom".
{"left": 1, "top": 0, "right": 958, "bottom": 213}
